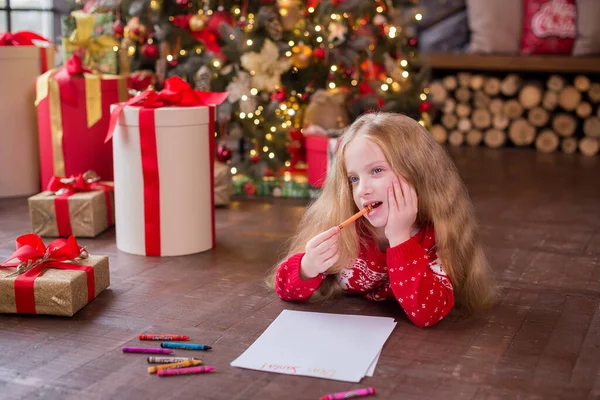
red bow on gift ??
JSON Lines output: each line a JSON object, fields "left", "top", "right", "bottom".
{"left": 105, "top": 76, "right": 229, "bottom": 142}
{"left": 0, "top": 30, "right": 50, "bottom": 46}
{"left": 0, "top": 234, "right": 95, "bottom": 314}
{"left": 52, "top": 54, "right": 93, "bottom": 106}
{"left": 47, "top": 170, "right": 111, "bottom": 194}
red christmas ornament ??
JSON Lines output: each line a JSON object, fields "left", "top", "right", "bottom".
{"left": 409, "top": 37, "right": 418, "bottom": 47}
{"left": 243, "top": 181, "right": 256, "bottom": 195}
{"left": 271, "top": 88, "right": 287, "bottom": 102}
{"left": 313, "top": 48, "right": 325, "bottom": 60}
{"left": 419, "top": 101, "right": 431, "bottom": 113}
{"left": 113, "top": 20, "right": 124, "bottom": 39}
{"left": 176, "top": 0, "right": 189, "bottom": 8}
{"left": 332, "top": 0, "right": 345, "bottom": 5}
{"left": 217, "top": 144, "right": 232, "bottom": 163}
{"left": 168, "top": 59, "right": 178, "bottom": 68}
{"left": 141, "top": 43, "right": 159, "bottom": 60}
{"left": 251, "top": 154, "right": 260, "bottom": 164}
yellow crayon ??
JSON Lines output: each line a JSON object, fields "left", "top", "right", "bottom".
{"left": 147, "top": 359, "right": 203, "bottom": 374}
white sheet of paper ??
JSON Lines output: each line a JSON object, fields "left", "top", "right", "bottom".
{"left": 230, "top": 310, "right": 396, "bottom": 383}
{"left": 366, "top": 350, "right": 381, "bottom": 377}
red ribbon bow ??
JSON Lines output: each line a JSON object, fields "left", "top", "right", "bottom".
{"left": 0, "top": 31, "right": 50, "bottom": 46}
{"left": 47, "top": 171, "right": 114, "bottom": 237}
{"left": 105, "top": 76, "right": 229, "bottom": 142}
{"left": 53, "top": 54, "right": 93, "bottom": 106}
{"left": 0, "top": 31, "right": 51, "bottom": 73}
{"left": 0, "top": 234, "right": 96, "bottom": 314}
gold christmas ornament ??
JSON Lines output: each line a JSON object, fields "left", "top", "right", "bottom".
{"left": 189, "top": 14, "right": 206, "bottom": 32}
{"left": 291, "top": 44, "right": 312, "bottom": 69}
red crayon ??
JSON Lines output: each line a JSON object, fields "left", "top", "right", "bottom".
{"left": 157, "top": 365, "right": 215, "bottom": 377}
{"left": 139, "top": 334, "right": 190, "bottom": 341}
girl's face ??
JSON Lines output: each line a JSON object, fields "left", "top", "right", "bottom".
{"left": 344, "top": 135, "right": 396, "bottom": 230}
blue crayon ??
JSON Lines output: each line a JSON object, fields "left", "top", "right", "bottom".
{"left": 160, "top": 342, "right": 212, "bottom": 351}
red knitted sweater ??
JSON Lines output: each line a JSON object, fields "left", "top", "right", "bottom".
{"left": 275, "top": 225, "right": 454, "bottom": 328}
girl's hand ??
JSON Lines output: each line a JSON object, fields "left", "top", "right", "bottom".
{"left": 300, "top": 227, "right": 340, "bottom": 279}
{"left": 385, "top": 177, "right": 418, "bottom": 247}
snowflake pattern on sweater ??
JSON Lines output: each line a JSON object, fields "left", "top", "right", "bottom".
{"left": 274, "top": 225, "right": 454, "bottom": 328}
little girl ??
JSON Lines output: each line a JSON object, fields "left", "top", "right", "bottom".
{"left": 267, "top": 112, "right": 497, "bottom": 328}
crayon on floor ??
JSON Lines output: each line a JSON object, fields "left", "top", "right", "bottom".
{"left": 157, "top": 366, "right": 215, "bottom": 377}
{"left": 147, "top": 356, "right": 202, "bottom": 364}
{"left": 320, "top": 387, "right": 376, "bottom": 400}
{"left": 148, "top": 360, "right": 203, "bottom": 374}
{"left": 160, "top": 342, "right": 212, "bottom": 351}
{"left": 122, "top": 347, "right": 174, "bottom": 354}
{"left": 139, "top": 334, "right": 190, "bottom": 341}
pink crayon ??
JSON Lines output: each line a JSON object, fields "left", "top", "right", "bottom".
{"left": 157, "top": 365, "right": 215, "bottom": 377}
{"left": 122, "top": 347, "right": 174, "bottom": 354}
{"left": 320, "top": 387, "right": 376, "bottom": 400}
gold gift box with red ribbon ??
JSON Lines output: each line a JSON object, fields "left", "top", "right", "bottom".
{"left": 28, "top": 170, "right": 114, "bottom": 238}
{"left": 0, "top": 234, "right": 110, "bottom": 317}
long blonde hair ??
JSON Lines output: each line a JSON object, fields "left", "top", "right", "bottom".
{"left": 267, "top": 112, "right": 497, "bottom": 314}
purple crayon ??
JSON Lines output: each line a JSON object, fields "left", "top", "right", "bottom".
{"left": 320, "top": 387, "right": 376, "bottom": 400}
{"left": 157, "top": 365, "right": 215, "bottom": 377}
{"left": 122, "top": 347, "right": 174, "bottom": 354}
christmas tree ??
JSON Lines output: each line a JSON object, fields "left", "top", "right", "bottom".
{"left": 68, "top": 0, "right": 430, "bottom": 178}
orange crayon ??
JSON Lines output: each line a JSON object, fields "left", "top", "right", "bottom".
{"left": 148, "top": 360, "right": 203, "bottom": 374}
{"left": 337, "top": 202, "right": 381, "bottom": 231}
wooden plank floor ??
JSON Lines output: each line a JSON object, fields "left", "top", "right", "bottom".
{"left": 0, "top": 147, "right": 599, "bottom": 400}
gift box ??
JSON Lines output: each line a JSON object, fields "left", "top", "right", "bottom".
{"left": 214, "top": 161, "right": 232, "bottom": 206}
{"left": 305, "top": 127, "right": 340, "bottom": 188}
{"left": 36, "top": 55, "right": 128, "bottom": 190}
{"left": 0, "top": 234, "right": 110, "bottom": 316}
{"left": 281, "top": 174, "right": 310, "bottom": 198}
{"left": 107, "top": 76, "right": 228, "bottom": 256}
{"left": 28, "top": 171, "right": 114, "bottom": 238}
{"left": 0, "top": 31, "right": 54, "bottom": 198}
{"left": 232, "top": 174, "right": 253, "bottom": 196}
{"left": 61, "top": 11, "right": 119, "bottom": 74}
{"left": 256, "top": 176, "right": 280, "bottom": 197}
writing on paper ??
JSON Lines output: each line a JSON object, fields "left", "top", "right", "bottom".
{"left": 260, "top": 363, "right": 337, "bottom": 378}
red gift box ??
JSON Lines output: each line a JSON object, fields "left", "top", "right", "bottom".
{"left": 35, "top": 55, "right": 128, "bottom": 189}
{"left": 305, "top": 132, "right": 340, "bottom": 188}
{"left": 306, "top": 134, "right": 329, "bottom": 188}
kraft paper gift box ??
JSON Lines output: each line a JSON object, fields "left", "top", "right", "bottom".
{"left": 214, "top": 161, "right": 233, "bottom": 206}
{"left": 107, "top": 76, "right": 228, "bottom": 256}
{"left": 0, "top": 31, "right": 54, "bottom": 197}
{"left": 35, "top": 54, "right": 128, "bottom": 189}
{"left": 28, "top": 172, "right": 114, "bottom": 238}
{"left": 0, "top": 234, "right": 110, "bottom": 317}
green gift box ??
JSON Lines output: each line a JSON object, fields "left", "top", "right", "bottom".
{"left": 232, "top": 174, "right": 253, "bottom": 196}
{"left": 281, "top": 178, "right": 309, "bottom": 198}
{"left": 257, "top": 177, "right": 281, "bottom": 196}
{"left": 61, "top": 11, "right": 119, "bottom": 74}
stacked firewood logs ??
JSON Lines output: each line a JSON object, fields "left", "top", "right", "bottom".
{"left": 427, "top": 73, "right": 600, "bottom": 156}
